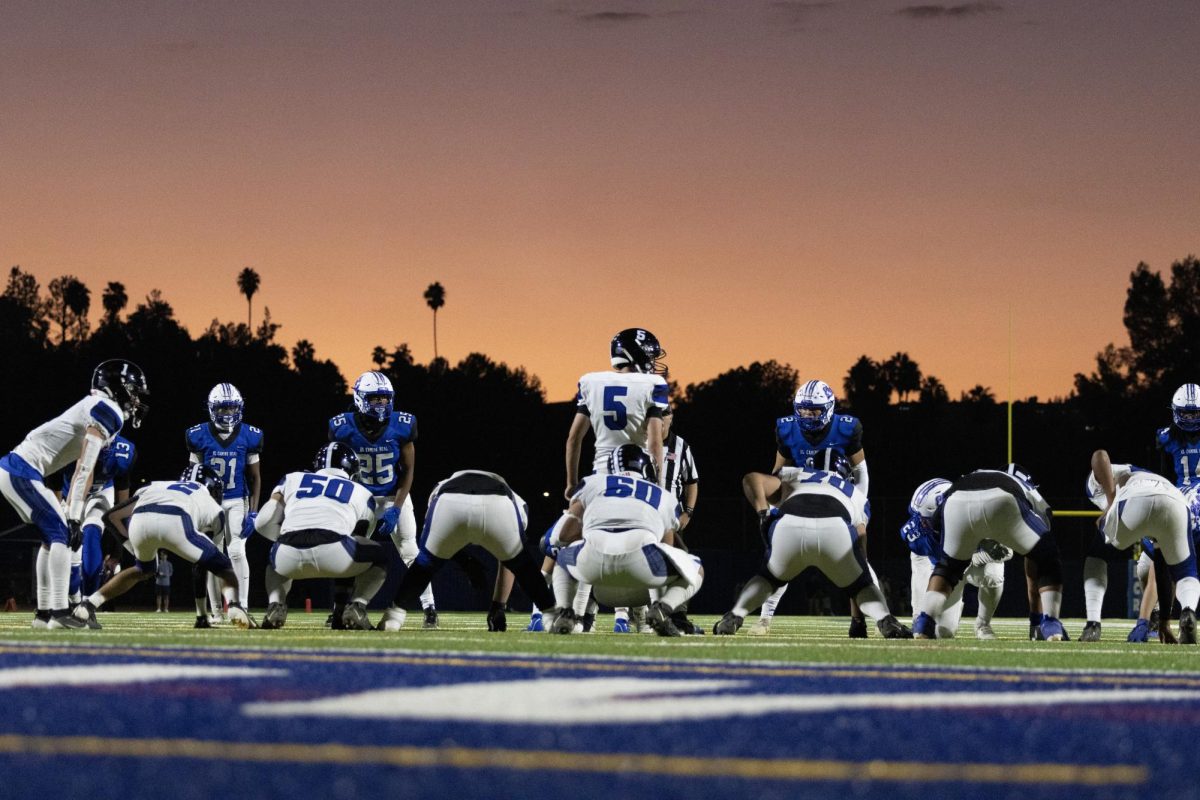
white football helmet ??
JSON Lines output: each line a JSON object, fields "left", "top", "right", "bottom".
{"left": 353, "top": 371, "right": 394, "bottom": 423}
{"left": 1172, "top": 383, "right": 1200, "bottom": 432}
{"left": 207, "top": 383, "right": 243, "bottom": 432}
{"left": 1085, "top": 463, "right": 1134, "bottom": 511}
{"left": 793, "top": 380, "right": 836, "bottom": 432}
{"left": 909, "top": 478, "right": 951, "bottom": 519}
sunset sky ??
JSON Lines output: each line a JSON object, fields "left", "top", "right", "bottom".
{"left": 2, "top": 1, "right": 1197, "bottom": 403}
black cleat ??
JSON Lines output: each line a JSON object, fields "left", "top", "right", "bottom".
{"left": 1180, "top": 608, "right": 1197, "bottom": 645}
{"left": 1080, "top": 621, "right": 1102, "bottom": 642}
{"left": 550, "top": 608, "right": 578, "bottom": 635}
{"left": 194, "top": 615, "right": 211, "bottom": 629}
{"left": 713, "top": 612, "right": 744, "bottom": 636}
{"left": 580, "top": 612, "right": 595, "bottom": 633}
{"left": 422, "top": 607, "right": 439, "bottom": 630}
{"left": 877, "top": 614, "right": 914, "bottom": 639}
{"left": 72, "top": 600, "right": 102, "bottom": 630}
{"left": 647, "top": 601, "right": 682, "bottom": 637}
{"left": 261, "top": 602, "right": 288, "bottom": 630}
{"left": 48, "top": 611, "right": 87, "bottom": 630}
{"left": 330, "top": 604, "right": 347, "bottom": 630}
{"left": 848, "top": 616, "right": 869, "bottom": 639}
{"left": 342, "top": 602, "right": 373, "bottom": 631}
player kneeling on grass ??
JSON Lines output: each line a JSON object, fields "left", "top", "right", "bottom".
{"left": 385, "top": 470, "right": 557, "bottom": 631}
{"left": 73, "top": 464, "right": 254, "bottom": 629}
{"left": 715, "top": 455, "right": 910, "bottom": 638}
{"left": 1089, "top": 450, "right": 1198, "bottom": 644}
{"left": 548, "top": 445, "right": 701, "bottom": 637}
{"left": 246, "top": 442, "right": 393, "bottom": 631}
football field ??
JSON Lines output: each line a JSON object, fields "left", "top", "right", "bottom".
{"left": 1, "top": 611, "right": 1197, "bottom": 800}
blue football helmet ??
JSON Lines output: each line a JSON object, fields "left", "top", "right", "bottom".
{"left": 1172, "top": 384, "right": 1200, "bottom": 432}
{"left": 353, "top": 371, "right": 394, "bottom": 423}
{"left": 610, "top": 328, "right": 666, "bottom": 374}
{"left": 180, "top": 463, "right": 224, "bottom": 503}
{"left": 314, "top": 442, "right": 359, "bottom": 479}
{"left": 609, "top": 444, "right": 657, "bottom": 483}
{"left": 92, "top": 359, "right": 149, "bottom": 429}
{"left": 207, "top": 383, "right": 244, "bottom": 432}
{"left": 793, "top": 380, "right": 836, "bottom": 432}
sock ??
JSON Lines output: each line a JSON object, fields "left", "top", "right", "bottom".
{"left": 352, "top": 565, "right": 388, "bottom": 605}
{"left": 1176, "top": 576, "right": 1200, "bottom": 611}
{"left": 86, "top": 590, "right": 106, "bottom": 610}
{"left": 733, "top": 575, "right": 776, "bottom": 618}
{"left": 503, "top": 554, "right": 556, "bottom": 611}
{"left": 853, "top": 584, "right": 890, "bottom": 622}
{"left": 572, "top": 581, "right": 592, "bottom": 616}
{"left": 615, "top": 608, "right": 630, "bottom": 622}
{"left": 81, "top": 523, "right": 103, "bottom": 594}
{"left": 222, "top": 583, "right": 238, "bottom": 608}
{"left": 48, "top": 542, "right": 71, "bottom": 610}
{"left": 1083, "top": 557, "right": 1108, "bottom": 622}
{"left": 228, "top": 536, "right": 250, "bottom": 604}
{"left": 552, "top": 566, "right": 577, "bottom": 610}
{"left": 759, "top": 583, "right": 788, "bottom": 620}
{"left": 36, "top": 546, "right": 50, "bottom": 610}
{"left": 265, "top": 568, "right": 289, "bottom": 605}
{"left": 976, "top": 585, "right": 1001, "bottom": 624}
{"left": 69, "top": 560, "right": 83, "bottom": 603}
{"left": 919, "top": 589, "right": 950, "bottom": 620}
{"left": 658, "top": 579, "right": 697, "bottom": 612}
{"left": 1040, "top": 589, "right": 1063, "bottom": 618}
{"left": 395, "top": 559, "right": 438, "bottom": 609}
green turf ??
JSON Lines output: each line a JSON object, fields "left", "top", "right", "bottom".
{"left": 3, "top": 611, "right": 1199, "bottom": 672}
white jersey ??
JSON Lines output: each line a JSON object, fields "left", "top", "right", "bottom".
{"left": 275, "top": 469, "right": 375, "bottom": 538}
{"left": 11, "top": 394, "right": 124, "bottom": 478}
{"left": 575, "top": 371, "right": 669, "bottom": 473}
{"left": 574, "top": 472, "right": 679, "bottom": 538}
{"left": 777, "top": 467, "right": 869, "bottom": 527}
{"left": 133, "top": 480, "right": 225, "bottom": 536}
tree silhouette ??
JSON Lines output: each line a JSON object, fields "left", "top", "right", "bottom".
{"left": 47, "top": 275, "right": 90, "bottom": 344}
{"left": 961, "top": 385, "right": 996, "bottom": 404}
{"left": 918, "top": 375, "right": 950, "bottom": 405}
{"left": 423, "top": 282, "right": 445, "bottom": 360}
{"left": 882, "top": 352, "right": 922, "bottom": 403}
{"left": 101, "top": 281, "right": 128, "bottom": 326}
{"left": 843, "top": 355, "right": 890, "bottom": 414}
{"left": 237, "top": 267, "right": 261, "bottom": 329}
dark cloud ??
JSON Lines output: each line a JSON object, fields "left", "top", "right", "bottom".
{"left": 896, "top": 2, "right": 1002, "bottom": 19}
{"left": 578, "top": 11, "right": 653, "bottom": 23}
{"left": 768, "top": 1, "right": 838, "bottom": 32}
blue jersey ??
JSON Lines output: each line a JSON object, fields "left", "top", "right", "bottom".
{"left": 900, "top": 513, "right": 943, "bottom": 564}
{"left": 184, "top": 422, "right": 264, "bottom": 500}
{"left": 1156, "top": 426, "right": 1200, "bottom": 488}
{"left": 328, "top": 411, "right": 417, "bottom": 497}
{"left": 775, "top": 414, "right": 863, "bottom": 467}
{"left": 61, "top": 435, "right": 137, "bottom": 494}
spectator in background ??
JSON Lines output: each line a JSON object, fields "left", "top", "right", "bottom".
{"left": 155, "top": 550, "right": 173, "bottom": 612}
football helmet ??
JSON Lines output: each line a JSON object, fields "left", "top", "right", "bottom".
{"left": 1005, "top": 463, "right": 1037, "bottom": 487}
{"left": 793, "top": 380, "right": 836, "bottom": 432}
{"left": 805, "top": 448, "right": 852, "bottom": 482}
{"left": 1172, "top": 383, "right": 1200, "bottom": 432}
{"left": 314, "top": 442, "right": 359, "bottom": 478}
{"left": 207, "top": 383, "right": 244, "bottom": 432}
{"left": 909, "top": 478, "right": 951, "bottom": 519}
{"left": 610, "top": 328, "right": 666, "bottom": 374}
{"left": 353, "top": 371, "right": 394, "bottom": 423}
{"left": 92, "top": 359, "right": 149, "bottom": 429}
{"left": 609, "top": 444, "right": 657, "bottom": 483}
{"left": 180, "top": 463, "right": 224, "bottom": 502}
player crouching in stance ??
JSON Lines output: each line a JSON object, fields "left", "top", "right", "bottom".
{"left": 716, "top": 454, "right": 910, "bottom": 638}
{"left": 386, "top": 470, "right": 558, "bottom": 630}
{"left": 902, "top": 480, "right": 1011, "bottom": 640}
{"left": 1089, "top": 450, "right": 1198, "bottom": 644}
{"left": 548, "top": 445, "right": 701, "bottom": 637}
{"left": 911, "top": 465, "right": 1065, "bottom": 641}
{"left": 247, "top": 443, "right": 392, "bottom": 631}
{"left": 73, "top": 464, "right": 254, "bottom": 629}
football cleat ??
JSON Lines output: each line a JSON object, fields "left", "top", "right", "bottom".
{"left": 194, "top": 615, "right": 211, "bottom": 629}
{"left": 580, "top": 612, "right": 596, "bottom": 633}
{"left": 613, "top": 618, "right": 631, "bottom": 633}
{"left": 630, "top": 606, "right": 650, "bottom": 633}
{"left": 912, "top": 612, "right": 936, "bottom": 639}
{"left": 47, "top": 612, "right": 87, "bottom": 630}
{"left": 525, "top": 612, "right": 545, "bottom": 632}
{"left": 376, "top": 606, "right": 407, "bottom": 631}
{"left": 877, "top": 615, "right": 913, "bottom": 639}
{"left": 747, "top": 616, "right": 771, "bottom": 636}
{"left": 1180, "top": 608, "right": 1197, "bottom": 645}
{"left": 671, "top": 611, "right": 702, "bottom": 635}
{"left": 30, "top": 611, "right": 51, "bottom": 630}
{"left": 713, "top": 612, "right": 744, "bottom": 636}
{"left": 1080, "top": 621, "right": 1102, "bottom": 642}
{"left": 973, "top": 620, "right": 997, "bottom": 641}
{"left": 1029, "top": 614, "right": 1045, "bottom": 641}
{"left": 550, "top": 608, "right": 578, "bottom": 635}
{"left": 848, "top": 616, "right": 869, "bottom": 639}
{"left": 422, "top": 607, "right": 439, "bottom": 630}
{"left": 72, "top": 600, "right": 102, "bottom": 630}
{"left": 1039, "top": 615, "right": 1066, "bottom": 641}
{"left": 647, "top": 601, "right": 682, "bottom": 637}
{"left": 261, "top": 602, "right": 288, "bottom": 630}
{"left": 226, "top": 603, "right": 256, "bottom": 629}
{"left": 342, "top": 602, "right": 373, "bottom": 631}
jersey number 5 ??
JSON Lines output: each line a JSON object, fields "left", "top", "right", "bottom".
{"left": 603, "top": 386, "right": 628, "bottom": 431}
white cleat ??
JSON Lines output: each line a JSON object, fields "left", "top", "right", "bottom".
{"left": 376, "top": 606, "right": 407, "bottom": 632}
{"left": 974, "top": 620, "right": 997, "bottom": 640}
{"left": 747, "top": 617, "right": 771, "bottom": 636}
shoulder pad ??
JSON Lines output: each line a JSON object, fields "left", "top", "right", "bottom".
{"left": 1157, "top": 427, "right": 1172, "bottom": 445}
{"left": 776, "top": 416, "right": 796, "bottom": 427}
{"left": 834, "top": 415, "right": 860, "bottom": 437}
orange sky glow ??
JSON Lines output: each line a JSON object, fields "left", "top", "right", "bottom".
{"left": 2, "top": 2, "right": 1197, "bottom": 403}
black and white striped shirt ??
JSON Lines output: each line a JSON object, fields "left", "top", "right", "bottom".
{"left": 661, "top": 432, "right": 698, "bottom": 500}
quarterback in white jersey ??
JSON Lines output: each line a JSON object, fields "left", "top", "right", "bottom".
{"left": 548, "top": 446, "right": 703, "bottom": 637}
{"left": 249, "top": 443, "right": 393, "bottom": 631}
{"left": 72, "top": 464, "right": 253, "bottom": 629}
{"left": 714, "top": 459, "right": 910, "bottom": 638}
{"left": 0, "top": 359, "right": 148, "bottom": 630}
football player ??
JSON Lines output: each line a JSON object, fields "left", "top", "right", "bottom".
{"left": 1089, "top": 450, "right": 1198, "bottom": 644}
{"left": 901, "top": 479, "right": 1010, "bottom": 640}
{"left": 556, "top": 328, "right": 670, "bottom": 633}
{"left": 754, "top": 380, "right": 872, "bottom": 637}
{"left": 72, "top": 463, "right": 253, "bottom": 629}
{"left": 387, "top": 470, "right": 556, "bottom": 630}
{"left": 0, "top": 359, "right": 148, "bottom": 630}
{"left": 547, "top": 445, "right": 701, "bottom": 637}
{"left": 330, "top": 371, "right": 436, "bottom": 629}
{"left": 910, "top": 465, "right": 1067, "bottom": 641}
{"left": 1158, "top": 383, "right": 1200, "bottom": 487}
{"left": 247, "top": 443, "right": 391, "bottom": 631}
{"left": 715, "top": 454, "right": 909, "bottom": 638}
{"left": 59, "top": 435, "right": 137, "bottom": 610}
{"left": 185, "top": 383, "right": 263, "bottom": 625}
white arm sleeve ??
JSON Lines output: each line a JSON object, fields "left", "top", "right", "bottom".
{"left": 851, "top": 459, "right": 869, "bottom": 496}
{"left": 66, "top": 429, "right": 106, "bottom": 522}
{"left": 254, "top": 495, "right": 285, "bottom": 541}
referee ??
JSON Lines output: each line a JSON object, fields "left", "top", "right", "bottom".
{"left": 661, "top": 406, "right": 701, "bottom": 633}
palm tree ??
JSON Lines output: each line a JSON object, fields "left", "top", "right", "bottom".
{"left": 423, "top": 282, "right": 446, "bottom": 361}
{"left": 101, "top": 281, "right": 128, "bottom": 326}
{"left": 237, "top": 267, "right": 260, "bottom": 329}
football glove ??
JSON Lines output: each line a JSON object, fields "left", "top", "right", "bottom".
{"left": 487, "top": 603, "right": 507, "bottom": 632}
{"left": 375, "top": 507, "right": 400, "bottom": 537}
{"left": 67, "top": 520, "right": 83, "bottom": 550}
{"left": 757, "top": 509, "right": 777, "bottom": 545}
{"left": 240, "top": 512, "right": 258, "bottom": 540}
{"left": 541, "top": 529, "right": 560, "bottom": 559}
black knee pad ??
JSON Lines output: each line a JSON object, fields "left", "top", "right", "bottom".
{"left": 932, "top": 555, "right": 970, "bottom": 589}
{"left": 842, "top": 572, "right": 873, "bottom": 597}
{"left": 756, "top": 566, "right": 787, "bottom": 589}
{"left": 1027, "top": 535, "right": 1063, "bottom": 587}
